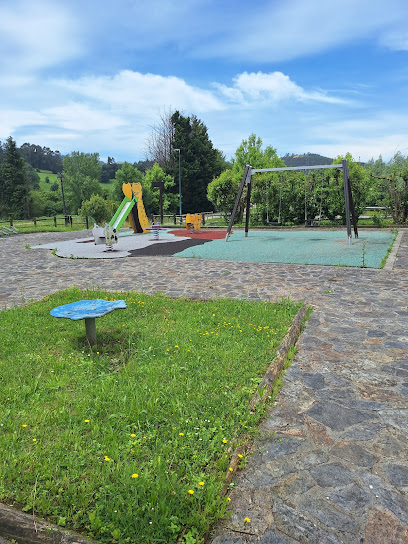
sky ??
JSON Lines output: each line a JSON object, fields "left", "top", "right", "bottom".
{"left": 1, "top": 0, "right": 408, "bottom": 163}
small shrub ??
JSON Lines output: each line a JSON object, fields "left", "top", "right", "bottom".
{"left": 79, "top": 194, "right": 109, "bottom": 225}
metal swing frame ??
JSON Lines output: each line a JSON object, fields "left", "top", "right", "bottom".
{"left": 225, "top": 160, "right": 358, "bottom": 244}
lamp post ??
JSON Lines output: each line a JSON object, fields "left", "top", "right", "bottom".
{"left": 174, "top": 148, "right": 182, "bottom": 223}
{"left": 57, "top": 173, "right": 68, "bottom": 225}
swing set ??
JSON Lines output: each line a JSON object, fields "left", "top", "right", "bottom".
{"left": 226, "top": 160, "right": 358, "bottom": 243}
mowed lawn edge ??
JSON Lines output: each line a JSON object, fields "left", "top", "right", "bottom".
{"left": 0, "top": 287, "right": 303, "bottom": 544}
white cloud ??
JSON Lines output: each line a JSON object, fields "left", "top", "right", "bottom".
{"left": 380, "top": 30, "right": 408, "bottom": 51}
{"left": 43, "top": 103, "right": 127, "bottom": 133}
{"left": 193, "top": 0, "right": 408, "bottom": 62}
{"left": 0, "top": 110, "right": 47, "bottom": 137}
{"left": 306, "top": 114, "right": 408, "bottom": 161}
{"left": 75, "top": 0, "right": 408, "bottom": 63}
{"left": 216, "top": 72, "right": 348, "bottom": 105}
{"left": 0, "top": 0, "right": 82, "bottom": 73}
{"left": 55, "top": 71, "right": 224, "bottom": 114}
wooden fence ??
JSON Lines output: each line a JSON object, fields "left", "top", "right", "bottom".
{"left": 150, "top": 212, "right": 221, "bottom": 225}
{"left": 0, "top": 215, "right": 90, "bottom": 229}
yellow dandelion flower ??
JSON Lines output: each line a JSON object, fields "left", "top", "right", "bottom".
{"left": 222, "top": 439, "right": 228, "bottom": 443}
{"left": 227, "top": 497, "right": 231, "bottom": 502}
{"left": 131, "top": 473, "right": 139, "bottom": 478}
{"left": 188, "top": 489, "right": 194, "bottom": 495}
{"left": 131, "top": 434, "right": 136, "bottom": 437}
{"left": 84, "top": 419, "right": 90, "bottom": 423}
{"left": 22, "top": 424, "right": 27, "bottom": 427}
{"left": 179, "top": 432, "right": 184, "bottom": 436}
{"left": 32, "top": 438, "right": 37, "bottom": 442}
{"left": 229, "top": 467, "right": 233, "bottom": 472}
{"left": 238, "top": 454, "right": 243, "bottom": 458}
{"left": 199, "top": 482, "right": 204, "bottom": 486}
{"left": 244, "top": 517, "right": 251, "bottom": 523}
{"left": 104, "top": 456, "right": 110, "bottom": 461}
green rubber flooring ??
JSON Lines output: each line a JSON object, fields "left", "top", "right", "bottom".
{"left": 174, "top": 229, "right": 396, "bottom": 268}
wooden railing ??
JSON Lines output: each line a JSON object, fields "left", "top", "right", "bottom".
{"left": 0, "top": 215, "right": 90, "bottom": 229}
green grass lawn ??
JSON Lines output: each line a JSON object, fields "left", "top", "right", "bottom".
{"left": 0, "top": 288, "right": 302, "bottom": 543}
{"left": 37, "top": 170, "right": 59, "bottom": 191}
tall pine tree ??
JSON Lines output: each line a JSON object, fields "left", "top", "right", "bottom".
{"left": 0, "top": 137, "right": 31, "bottom": 218}
{"left": 167, "top": 112, "right": 223, "bottom": 213}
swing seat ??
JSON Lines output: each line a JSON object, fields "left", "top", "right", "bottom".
{"left": 266, "top": 220, "right": 281, "bottom": 225}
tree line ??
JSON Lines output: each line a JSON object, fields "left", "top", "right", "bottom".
{"left": 1, "top": 114, "right": 408, "bottom": 225}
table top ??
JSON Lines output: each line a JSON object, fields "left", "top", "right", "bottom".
{"left": 50, "top": 299, "right": 127, "bottom": 320}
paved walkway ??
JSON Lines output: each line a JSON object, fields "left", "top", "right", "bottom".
{"left": 1, "top": 230, "right": 408, "bottom": 543}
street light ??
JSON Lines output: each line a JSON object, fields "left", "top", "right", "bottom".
{"left": 57, "top": 173, "right": 68, "bottom": 225}
{"left": 174, "top": 148, "right": 182, "bottom": 223}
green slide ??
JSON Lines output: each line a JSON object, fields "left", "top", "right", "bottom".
{"left": 109, "top": 195, "right": 137, "bottom": 230}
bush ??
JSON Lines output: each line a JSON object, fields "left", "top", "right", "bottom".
{"left": 78, "top": 194, "right": 109, "bottom": 225}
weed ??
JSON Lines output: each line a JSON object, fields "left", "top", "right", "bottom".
{"left": 361, "top": 242, "right": 367, "bottom": 268}
{"left": 380, "top": 229, "right": 398, "bottom": 269}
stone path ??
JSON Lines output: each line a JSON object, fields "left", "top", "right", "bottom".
{"left": 1, "top": 230, "right": 408, "bottom": 543}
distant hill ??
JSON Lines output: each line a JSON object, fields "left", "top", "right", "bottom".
{"left": 281, "top": 153, "right": 333, "bottom": 167}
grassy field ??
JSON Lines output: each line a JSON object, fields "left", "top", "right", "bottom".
{"left": 0, "top": 288, "right": 302, "bottom": 543}
{"left": 37, "top": 170, "right": 115, "bottom": 193}
{"left": 37, "top": 170, "right": 59, "bottom": 191}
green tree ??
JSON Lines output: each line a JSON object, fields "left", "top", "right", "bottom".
{"left": 62, "top": 152, "right": 101, "bottom": 213}
{"left": 166, "top": 111, "right": 224, "bottom": 213}
{"left": 30, "top": 191, "right": 63, "bottom": 217}
{"left": 25, "top": 163, "right": 40, "bottom": 190}
{"left": 0, "top": 136, "right": 31, "bottom": 218}
{"left": 331, "top": 152, "right": 370, "bottom": 221}
{"left": 144, "top": 163, "right": 177, "bottom": 214}
{"left": 207, "top": 134, "right": 284, "bottom": 222}
{"left": 79, "top": 194, "right": 109, "bottom": 225}
{"left": 112, "top": 162, "right": 144, "bottom": 202}
{"left": 231, "top": 133, "right": 284, "bottom": 179}
{"left": 207, "top": 170, "right": 241, "bottom": 221}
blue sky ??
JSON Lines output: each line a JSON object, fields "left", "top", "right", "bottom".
{"left": 1, "top": 0, "right": 408, "bottom": 163}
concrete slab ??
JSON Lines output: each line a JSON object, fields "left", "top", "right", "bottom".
{"left": 31, "top": 230, "right": 190, "bottom": 259}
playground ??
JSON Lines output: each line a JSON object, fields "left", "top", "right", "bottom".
{"left": 31, "top": 227, "right": 397, "bottom": 269}
{"left": 30, "top": 164, "right": 397, "bottom": 268}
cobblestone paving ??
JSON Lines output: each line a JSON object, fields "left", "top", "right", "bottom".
{"left": 1, "top": 230, "right": 408, "bottom": 543}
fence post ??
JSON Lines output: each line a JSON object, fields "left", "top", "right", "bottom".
{"left": 34, "top": 218, "right": 37, "bottom": 227}
{"left": 202, "top": 213, "right": 205, "bottom": 225}
{"left": 70, "top": 216, "right": 73, "bottom": 227}
{"left": 174, "top": 214, "right": 176, "bottom": 225}
{"left": 9, "top": 217, "right": 13, "bottom": 227}
{"left": 54, "top": 216, "right": 57, "bottom": 227}
{"left": 85, "top": 216, "right": 89, "bottom": 229}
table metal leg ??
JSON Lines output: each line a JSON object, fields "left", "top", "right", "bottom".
{"left": 85, "top": 317, "right": 97, "bottom": 345}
